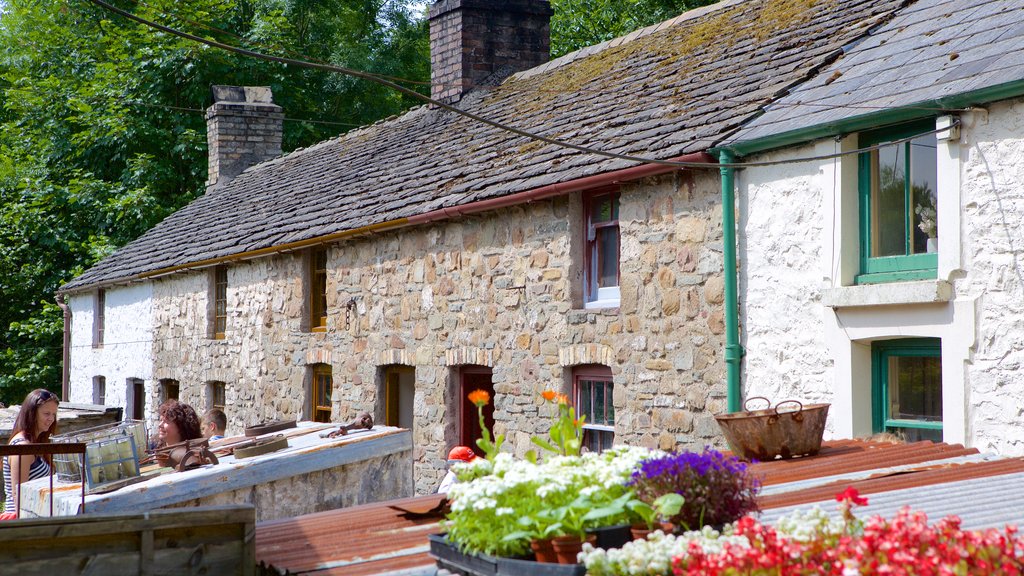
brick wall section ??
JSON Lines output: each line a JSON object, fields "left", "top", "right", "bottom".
{"left": 205, "top": 87, "right": 284, "bottom": 187}
{"left": 150, "top": 171, "right": 727, "bottom": 493}
{"left": 429, "top": 0, "right": 553, "bottom": 103}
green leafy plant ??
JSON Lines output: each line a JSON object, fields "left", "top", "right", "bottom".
{"left": 627, "top": 493, "right": 685, "bottom": 530}
{"left": 468, "top": 389, "right": 504, "bottom": 460}
{"left": 530, "top": 390, "right": 585, "bottom": 458}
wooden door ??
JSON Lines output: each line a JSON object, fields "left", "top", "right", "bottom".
{"left": 460, "top": 367, "right": 494, "bottom": 458}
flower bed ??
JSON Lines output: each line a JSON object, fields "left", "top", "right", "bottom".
{"left": 438, "top": 389, "right": 1024, "bottom": 574}
{"left": 440, "top": 389, "right": 761, "bottom": 568}
{"left": 581, "top": 489, "right": 1024, "bottom": 575}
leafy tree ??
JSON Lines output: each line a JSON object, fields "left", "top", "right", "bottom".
{"left": 550, "top": 0, "right": 720, "bottom": 57}
{"left": 0, "top": 0, "right": 428, "bottom": 404}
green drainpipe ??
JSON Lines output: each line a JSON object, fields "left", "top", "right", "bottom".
{"left": 719, "top": 150, "right": 744, "bottom": 413}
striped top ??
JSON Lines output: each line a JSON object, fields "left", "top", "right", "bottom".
{"left": 3, "top": 436, "right": 51, "bottom": 513}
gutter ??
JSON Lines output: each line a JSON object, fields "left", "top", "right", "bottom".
{"left": 716, "top": 79, "right": 1024, "bottom": 158}
{"left": 719, "top": 150, "right": 743, "bottom": 413}
{"left": 55, "top": 293, "right": 71, "bottom": 400}
{"left": 407, "top": 152, "right": 714, "bottom": 224}
{"left": 61, "top": 152, "right": 716, "bottom": 295}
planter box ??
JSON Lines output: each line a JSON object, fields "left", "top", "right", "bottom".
{"left": 429, "top": 534, "right": 585, "bottom": 576}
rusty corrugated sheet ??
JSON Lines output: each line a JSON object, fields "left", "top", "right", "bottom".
{"left": 255, "top": 493, "right": 446, "bottom": 575}
{"left": 255, "top": 440, "right": 1024, "bottom": 575}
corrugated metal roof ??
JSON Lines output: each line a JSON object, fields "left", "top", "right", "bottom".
{"left": 255, "top": 493, "right": 446, "bottom": 575}
{"left": 255, "top": 440, "right": 1024, "bottom": 575}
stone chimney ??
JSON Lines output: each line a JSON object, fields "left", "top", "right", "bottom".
{"left": 205, "top": 85, "right": 284, "bottom": 188}
{"left": 429, "top": 0, "right": 553, "bottom": 104}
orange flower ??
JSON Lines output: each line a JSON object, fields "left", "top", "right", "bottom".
{"left": 541, "top": 390, "right": 557, "bottom": 402}
{"left": 468, "top": 389, "right": 490, "bottom": 407}
{"left": 555, "top": 393, "right": 569, "bottom": 405}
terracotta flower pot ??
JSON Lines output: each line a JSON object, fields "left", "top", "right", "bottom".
{"left": 530, "top": 537, "right": 557, "bottom": 563}
{"left": 630, "top": 524, "right": 653, "bottom": 541}
{"left": 550, "top": 534, "right": 596, "bottom": 564}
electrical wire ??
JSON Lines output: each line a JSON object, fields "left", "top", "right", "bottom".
{"left": 123, "top": 100, "right": 367, "bottom": 129}
{"left": 80, "top": 0, "right": 962, "bottom": 170}
{"left": 121, "top": 0, "right": 967, "bottom": 117}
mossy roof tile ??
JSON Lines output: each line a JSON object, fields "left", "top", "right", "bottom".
{"left": 64, "top": 0, "right": 908, "bottom": 291}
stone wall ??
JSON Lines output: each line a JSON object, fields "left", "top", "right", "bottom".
{"left": 738, "top": 142, "right": 835, "bottom": 432}
{"left": 956, "top": 99, "right": 1024, "bottom": 454}
{"left": 149, "top": 170, "right": 727, "bottom": 493}
{"left": 165, "top": 451, "right": 410, "bottom": 522}
{"left": 68, "top": 283, "right": 154, "bottom": 409}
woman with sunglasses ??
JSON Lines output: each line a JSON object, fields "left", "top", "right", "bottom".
{"left": 2, "top": 388, "right": 59, "bottom": 519}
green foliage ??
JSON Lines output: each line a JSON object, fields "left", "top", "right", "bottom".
{"left": 550, "top": 0, "right": 721, "bottom": 58}
{"left": 0, "top": 0, "right": 428, "bottom": 404}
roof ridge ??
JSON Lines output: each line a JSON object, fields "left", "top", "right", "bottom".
{"left": 513, "top": 0, "right": 747, "bottom": 82}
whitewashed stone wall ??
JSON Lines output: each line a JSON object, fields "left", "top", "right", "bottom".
{"left": 956, "top": 99, "right": 1024, "bottom": 454}
{"left": 737, "top": 144, "right": 834, "bottom": 432}
{"left": 740, "top": 98, "right": 1024, "bottom": 456}
{"left": 68, "top": 283, "right": 154, "bottom": 410}
{"left": 146, "top": 170, "right": 728, "bottom": 493}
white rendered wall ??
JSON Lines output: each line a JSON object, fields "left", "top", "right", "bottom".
{"left": 956, "top": 101, "right": 1024, "bottom": 454}
{"left": 67, "top": 283, "right": 154, "bottom": 413}
{"left": 737, "top": 144, "right": 835, "bottom": 435}
{"left": 740, "top": 101, "right": 1024, "bottom": 456}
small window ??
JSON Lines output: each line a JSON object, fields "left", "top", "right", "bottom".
{"left": 311, "top": 364, "right": 332, "bottom": 423}
{"left": 128, "top": 378, "right": 145, "bottom": 420}
{"left": 858, "top": 121, "right": 938, "bottom": 284}
{"left": 872, "top": 338, "right": 942, "bottom": 442}
{"left": 383, "top": 366, "right": 415, "bottom": 429}
{"left": 160, "top": 378, "right": 180, "bottom": 402}
{"left": 93, "top": 376, "right": 106, "bottom": 405}
{"left": 93, "top": 289, "right": 106, "bottom": 348}
{"left": 213, "top": 266, "right": 227, "bottom": 339}
{"left": 584, "top": 190, "right": 620, "bottom": 308}
{"left": 574, "top": 365, "right": 615, "bottom": 453}
{"left": 310, "top": 249, "right": 328, "bottom": 332}
{"left": 207, "top": 381, "right": 226, "bottom": 411}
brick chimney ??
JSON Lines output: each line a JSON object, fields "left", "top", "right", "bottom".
{"left": 205, "top": 85, "right": 284, "bottom": 188}
{"left": 429, "top": 0, "right": 553, "bottom": 104}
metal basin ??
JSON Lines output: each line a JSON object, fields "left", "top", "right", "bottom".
{"left": 714, "top": 398, "right": 830, "bottom": 461}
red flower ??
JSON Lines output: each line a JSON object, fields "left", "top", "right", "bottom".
{"left": 541, "top": 390, "right": 557, "bottom": 402}
{"left": 836, "top": 486, "right": 869, "bottom": 506}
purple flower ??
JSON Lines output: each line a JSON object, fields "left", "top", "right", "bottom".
{"left": 628, "top": 448, "right": 760, "bottom": 529}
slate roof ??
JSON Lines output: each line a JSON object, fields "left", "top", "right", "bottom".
{"left": 724, "top": 0, "right": 1024, "bottom": 147}
{"left": 63, "top": 0, "right": 908, "bottom": 292}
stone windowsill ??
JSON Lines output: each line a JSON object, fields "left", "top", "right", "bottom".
{"left": 822, "top": 280, "right": 952, "bottom": 309}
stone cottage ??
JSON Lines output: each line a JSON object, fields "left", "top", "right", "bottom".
{"left": 60, "top": 0, "right": 914, "bottom": 492}
{"left": 717, "top": 0, "right": 1024, "bottom": 455}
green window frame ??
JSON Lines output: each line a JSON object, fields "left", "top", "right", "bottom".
{"left": 871, "top": 338, "right": 942, "bottom": 442}
{"left": 857, "top": 120, "right": 938, "bottom": 284}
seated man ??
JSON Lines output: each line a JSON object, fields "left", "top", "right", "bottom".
{"left": 202, "top": 408, "right": 227, "bottom": 441}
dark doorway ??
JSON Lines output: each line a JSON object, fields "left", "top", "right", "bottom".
{"left": 460, "top": 366, "right": 494, "bottom": 458}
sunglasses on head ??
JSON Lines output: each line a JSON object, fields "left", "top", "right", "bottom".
{"left": 37, "top": 390, "right": 57, "bottom": 402}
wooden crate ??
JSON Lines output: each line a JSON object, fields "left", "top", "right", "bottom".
{"left": 0, "top": 504, "right": 255, "bottom": 576}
